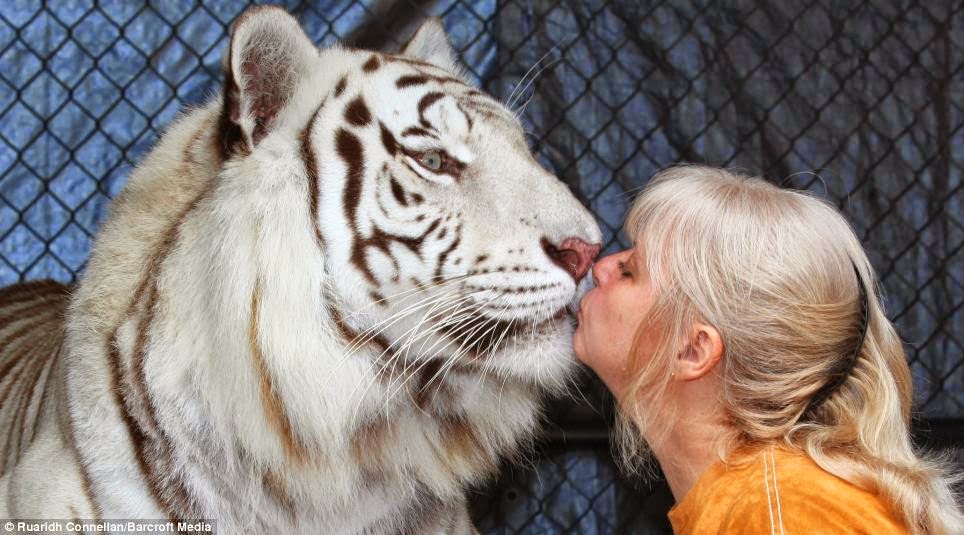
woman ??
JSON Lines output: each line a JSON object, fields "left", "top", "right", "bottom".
{"left": 574, "top": 165, "right": 962, "bottom": 534}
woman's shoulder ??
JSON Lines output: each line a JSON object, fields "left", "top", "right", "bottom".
{"left": 728, "top": 447, "right": 905, "bottom": 533}
{"left": 670, "top": 446, "right": 908, "bottom": 534}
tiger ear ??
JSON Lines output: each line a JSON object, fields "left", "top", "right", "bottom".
{"left": 400, "top": 19, "right": 465, "bottom": 77}
{"left": 221, "top": 6, "right": 317, "bottom": 156}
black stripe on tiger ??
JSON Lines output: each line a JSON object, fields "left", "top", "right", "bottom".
{"left": 436, "top": 314, "right": 519, "bottom": 361}
{"left": 396, "top": 75, "right": 429, "bottom": 88}
{"left": 351, "top": 219, "right": 436, "bottom": 286}
{"left": 0, "top": 291, "right": 67, "bottom": 352}
{"left": 352, "top": 168, "right": 447, "bottom": 287}
{"left": 435, "top": 223, "right": 461, "bottom": 280}
{"left": 413, "top": 359, "right": 448, "bottom": 411}
{"left": 362, "top": 55, "right": 380, "bottom": 72}
{"left": 300, "top": 102, "right": 326, "bottom": 249}
{"left": 456, "top": 102, "right": 473, "bottom": 131}
{"left": 389, "top": 177, "right": 407, "bottom": 206}
{"left": 336, "top": 128, "right": 403, "bottom": 285}
{"left": 337, "top": 128, "right": 364, "bottom": 233}
{"left": 398, "top": 487, "right": 448, "bottom": 535}
{"left": 263, "top": 468, "right": 297, "bottom": 519}
{"left": 459, "top": 100, "right": 519, "bottom": 133}
{"left": 417, "top": 92, "right": 445, "bottom": 130}
{"left": 0, "top": 358, "right": 36, "bottom": 455}
{"left": 395, "top": 73, "right": 464, "bottom": 88}
{"left": 418, "top": 92, "right": 445, "bottom": 116}
{"left": 324, "top": 286, "right": 362, "bottom": 344}
{"left": 0, "top": 310, "right": 59, "bottom": 376}
{"left": 379, "top": 122, "right": 399, "bottom": 156}
{"left": 462, "top": 96, "right": 519, "bottom": 121}
{"left": 401, "top": 126, "right": 436, "bottom": 138}
{"left": 107, "top": 313, "right": 201, "bottom": 530}
{"left": 384, "top": 54, "right": 438, "bottom": 70}
{"left": 344, "top": 96, "right": 372, "bottom": 127}
{"left": 106, "top": 324, "right": 175, "bottom": 522}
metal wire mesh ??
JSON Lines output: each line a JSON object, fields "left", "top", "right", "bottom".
{"left": 0, "top": 1, "right": 960, "bottom": 533}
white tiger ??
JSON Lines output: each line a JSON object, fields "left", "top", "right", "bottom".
{"left": 0, "top": 6, "right": 601, "bottom": 534}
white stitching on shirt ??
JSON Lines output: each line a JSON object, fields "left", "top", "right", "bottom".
{"left": 770, "top": 447, "right": 786, "bottom": 535}
{"left": 763, "top": 450, "right": 776, "bottom": 535}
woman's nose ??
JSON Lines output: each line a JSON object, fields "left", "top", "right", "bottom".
{"left": 592, "top": 252, "right": 621, "bottom": 286}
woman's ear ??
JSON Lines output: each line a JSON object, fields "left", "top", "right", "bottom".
{"left": 675, "top": 322, "right": 724, "bottom": 380}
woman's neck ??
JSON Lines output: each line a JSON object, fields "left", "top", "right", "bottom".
{"left": 648, "top": 380, "right": 730, "bottom": 502}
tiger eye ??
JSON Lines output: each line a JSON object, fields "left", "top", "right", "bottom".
{"left": 419, "top": 151, "right": 443, "bottom": 171}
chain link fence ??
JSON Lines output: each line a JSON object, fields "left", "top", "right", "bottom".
{"left": 0, "top": 1, "right": 960, "bottom": 532}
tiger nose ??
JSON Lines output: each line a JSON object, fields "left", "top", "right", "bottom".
{"left": 541, "top": 237, "right": 601, "bottom": 283}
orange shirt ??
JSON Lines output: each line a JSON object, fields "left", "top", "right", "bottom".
{"left": 668, "top": 447, "right": 907, "bottom": 534}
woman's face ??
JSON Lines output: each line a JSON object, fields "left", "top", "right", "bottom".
{"left": 574, "top": 248, "right": 657, "bottom": 395}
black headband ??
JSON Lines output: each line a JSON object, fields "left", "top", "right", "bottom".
{"left": 805, "top": 261, "right": 870, "bottom": 415}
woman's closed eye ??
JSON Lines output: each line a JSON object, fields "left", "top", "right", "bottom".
{"left": 618, "top": 261, "right": 632, "bottom": 278}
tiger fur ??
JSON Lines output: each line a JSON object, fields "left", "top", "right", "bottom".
{"left": 0, "top": 6, "right": 601, "bottom": 534}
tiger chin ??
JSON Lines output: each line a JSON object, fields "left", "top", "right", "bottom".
{"left": 0, "top": 6, "right": 601, "bottom": 534}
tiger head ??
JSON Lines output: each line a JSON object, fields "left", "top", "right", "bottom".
{"left": 216, "top": 7, "right": 601, "bottom": 393}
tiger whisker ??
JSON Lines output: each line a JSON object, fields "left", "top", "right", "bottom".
{"left": 510, "top": 56, "right": 562, "bottom": 117}
{"left": 533, "top": 298, "right": 560, "bottom": 390}
{"left": 354, "top": 291, "right": 488, "bottom": 423}
{"left": 379, "top": 313, "right": 485, "bottom": 414}
{"left": 497, "top": 371, "right": 511, "bottom": 416}
{"left": 386, "top": 326, "right": 482, "bottom": 414}
{"left": 474, "top": 304, "right": 515, "bottom": 389}
{"left": 332, "top": 292, "right": 455, "bottom": 381}
{"left": 342, "top": 291, "right": 472, "bottom": 417}
{"left": 383, "top": 296, "right": 504, "bottom": 411}
{"left": 505, "top": 46, "right": 558, "bottom": 111}
{"left": 339, "top": 275, "right": 473, "bottom": 353}
{"left": 340, "top": 284, "right": 470, "bottom": 358}
{"left": 343, "top": 273, "right": 475, "bottom": 319}
{"left": 387, "top": 288, "right": 492, "bottom": 362}
{"left": 361, "top": 291, "right": 478, "bottom": 389}
{"left": 497, "top": 324, "right": 522, "bottom": 415}
{"left": 381, "top": 294, "right": 482, "bottom": 386}
{"left": 421, "top": 302, "right": 510, "bottom": 393}
{"left": 423, "top": 306, "right": 514, "bottom": 398}
{"left": 383, "top": 291, "right": 501, "bottom": 391}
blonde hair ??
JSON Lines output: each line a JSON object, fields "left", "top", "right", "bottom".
{"left": 615, "top": 165, "right": 962, "bottom": 534}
